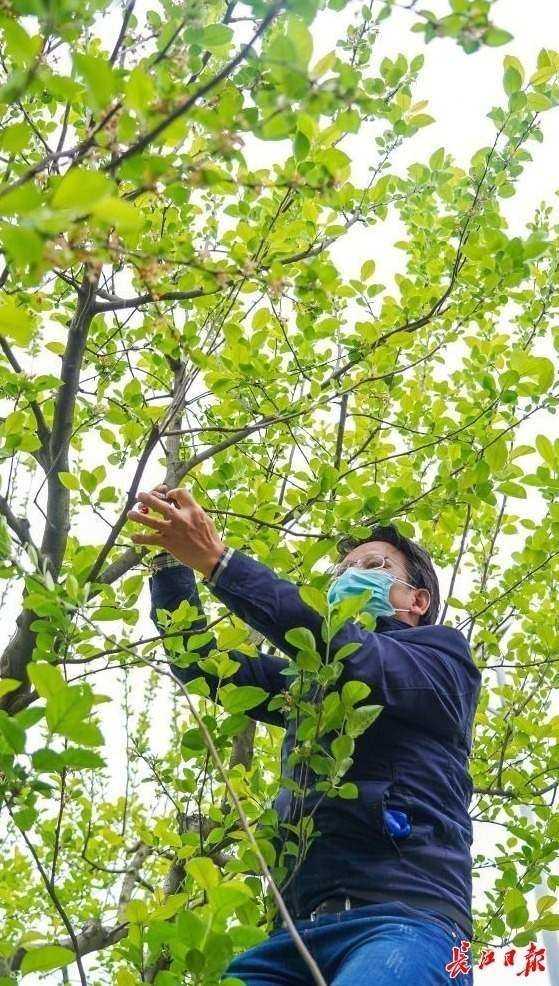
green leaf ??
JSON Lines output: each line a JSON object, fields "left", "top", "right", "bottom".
{"left": 527, "top": 91, "right": 553, "bottom": 111}
{"left": 535, "top": 434, "right": 554, "bottom": 466}
{"left": 28, "top": 662, "right": 65, "bottom": 701}
{"left": 341, "top": 680, "right": 371, "bottom": 706}
{"left": 504, "top": 65, "right": 522, "bottom": 95}
{"left": 219, "top": 684, "right": 269, "bottom": 714}
{"left": 331, "top": 734, "right": 354, "bottom": 760}
{"left": 125, "top": 66, "right": 155, "bottom": 112}
{"left": 0, "top": 224, "right": 43, "bottom": 270}
{"left": 504, "top": 55, "right": 524, "bottom": 83}
{"left": 0, "top": 678, "right": 21, "bottom": 698}
{"left": 74, "top": 52, "right": 118, "bottom": 110}
{"left": 285, "top": 15, "right": 313, "bottom": 68}
{"left": 32, "top": 747, "right": 64, "bottom": 771}
{"left": 484, "top": 437, "right": 508, "bottom": 472}
{"left": 408, "top": 113, "right": 435, "bottom": 129}
{"left": 509, "top": 353, "right": 555, "bottom": 393}
{"left": 0, "top": 710, "right": 25, "bottom": 753}
{"left": 57, "top": 718, "right": 103, "bottom": 747}
{"left": 0, "top": 121, "right": 32, "bottom": 153}
{"left": 62, "top": 747, "right": 105, "bottom": 769}
{"left": 504, "top": 887, "right": 525, "bottom": 912}
{"left": 536, "top": 894, "right": 555, "bottom": 915}
{"left": 299, "top": 585, "right": 328, "bottom": 617}
{"left": 126, "top": 900, "right": 149, "bottom": 923}
{"left": 91, "top": 197, "right": 142, "bottom": 233}
{"left": 0, "top": 297, "right": 35, "bottom": 346}
{"left": 333, "top": 642, "right": 361, "bottom": 662}
{"left": 51, "top": 168, "right": 113, "bottom": 210}
{"left": 316, "top": 147, "right": 350, "bottom": 180}
{"left": 0, "top": 183, "right": 42, "bottom": 215}
{"left": 91, "top": 606, "right": 125, "bottom": 621}
{"left": 187, "top": 856, "right": 220, "bottom": 889}
{"left": 35, "top": 677, "right": 101, "bottom": 746}
{"left": 200, "top": 24, "right": 233, "bottom": 49}
{"left": 284, "top": 626, "right": 317, "bottom": 652}
{"left": 507, "top": 904, "right": 529, "bottom": 929}
{"left": 337, "top": 782, "right": 358, "bottom": 799}
{"left": 498, "top": 481, "right": 526, "bottom": 499}
{"left": 14, "top": 806, "right": 37, "bottom": 830}
{"left": 186, "top": 630, "right": 214, "bottom": 652}
{"left": 58, "top": 471, "right": 80, "bottom": 490}
{"left": 1, "top": 17, "right": 38, "bottom": 65}
{"left": 149, "top": 892, "right": 189, "bottom": 921}
{"left": 483, "top": 28, "right": 513, "bottom": 47}
{"left": 429, "top": 147, "right": 445, "bottom": 170}
{"left": 296, "top": 649, "right": 320, "bottom": 671}
{"left": 311, "top": 50, "right": 336, "bottom": 79}
{"left": 346, "top": 704, "right": 383, "bottom": 738}
{"left": 537, "top": 912, "right": 559, "bottom": 931}
{"left": 530, "top": 66, "right": 556, "bottom": 85}
{"left": 21, "top": 945, "right": 75, "bottom": 974}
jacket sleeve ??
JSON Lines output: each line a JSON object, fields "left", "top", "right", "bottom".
{"left": 149, "top": 563, "right": 289, "bottom": 726}
{"left": 205, "top": 548, "right": 476, "bottom": 739}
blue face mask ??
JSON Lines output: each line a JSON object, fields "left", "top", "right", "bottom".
{"left": 326, "top": 567, "right": 414, "bottom": 619}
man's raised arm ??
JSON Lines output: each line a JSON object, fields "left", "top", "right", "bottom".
{"left": 129, "top": 486, "right": 479, "bottom": 739}
{"left": 149, "top": 556, "right": 289, "bottom": 726}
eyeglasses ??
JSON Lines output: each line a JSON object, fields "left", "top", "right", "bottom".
{"left": 328, "top": 551, "right": 418, "bottom": 589}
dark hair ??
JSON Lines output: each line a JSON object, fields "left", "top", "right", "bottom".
{"left": 336, "top": 523, "right": 440, "bottom": 626}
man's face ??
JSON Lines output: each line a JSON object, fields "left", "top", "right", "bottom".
{"left": 341, "top": 540, "right": 430, "bottom": 626}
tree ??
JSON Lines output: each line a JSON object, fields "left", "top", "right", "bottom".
{"left": 1, "top": 0, "right": 559, "bottom": 982}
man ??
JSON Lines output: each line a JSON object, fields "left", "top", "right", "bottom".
{"left": 127, "top": 485, "right": 481, "bottom": 985}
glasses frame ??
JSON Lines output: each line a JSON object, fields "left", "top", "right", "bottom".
{"left": 328, "top": 551, "right": 418, "bottom": 590}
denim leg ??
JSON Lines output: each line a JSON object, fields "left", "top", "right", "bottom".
{"left": 224, "top": 928, "right": 313, "bottom": 985}
{"left": 330, "top": 913, "right": 474, "bottom": 986}
{"left": 224, "top": 908, "right": 475, "bottom": 986}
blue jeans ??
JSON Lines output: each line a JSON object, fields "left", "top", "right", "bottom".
{"left": 225, "top": 902, "right": 474, "bottom": 984}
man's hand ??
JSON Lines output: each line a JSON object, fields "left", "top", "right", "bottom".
{"left": 126, "top": 484, "right": 226, "bottom": 578}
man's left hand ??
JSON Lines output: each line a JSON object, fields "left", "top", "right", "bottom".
{"left": 127, "top": 485, "right": 226, "bottom": 578}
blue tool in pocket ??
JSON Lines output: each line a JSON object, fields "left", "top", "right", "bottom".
{"left": 383, "top": 808, "right": 411, "bottom": 838}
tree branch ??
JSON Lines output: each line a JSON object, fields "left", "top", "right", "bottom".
{"left": 5, "top": 804, "right": 89, "bottom": 985}
{"left": 87, "top": 424, "right": 161, "bottom": 584}
{"left": 4, "top": 839, "right": 152, "bottom": 975}
{"left": 109, "top": 1, "right": 286, "bottom": 170}
{"left": 41, "top": 272, "right": 99, "bottom": 574}
{"left": 92, "top": 286, "right": 220, "bottom": 314}
{"left": 0, "top": 331, "right": 51, "bottom": 471}
{"left": 0, "top": 491, "right": 34, "bottom": 549}
{"left": 0, "top": 271, "right": 99, "bottom": 707}
{"left": 109, "top": 0, "right": 136, "bottom": 65}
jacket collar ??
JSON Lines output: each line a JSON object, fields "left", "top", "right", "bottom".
{"left": 375, "top": 614, "right": 414, "bottom": 632}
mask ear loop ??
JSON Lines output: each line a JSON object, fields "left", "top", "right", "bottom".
{"left": 388, "top": 577, "right": 431, "bottom": 616}
{"left": 329, "top": 569, "right": 431, "bottom": 619}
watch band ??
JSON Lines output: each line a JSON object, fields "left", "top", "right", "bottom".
{"left": 205, "top": 545, "right": 232, "bottom": 585}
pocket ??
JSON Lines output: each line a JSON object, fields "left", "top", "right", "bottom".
{"left": 346, "top": 777, "right": 397, "bottom": 843}
{"left": 394, "top": 818, "right": 435, "bottom": 847}
{"left": 277, "top": 776, "right": 398, "bottom": 847}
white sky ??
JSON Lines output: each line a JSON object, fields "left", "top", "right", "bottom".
{"left": 4, "top": 0, "right": 559, "bottom": 982}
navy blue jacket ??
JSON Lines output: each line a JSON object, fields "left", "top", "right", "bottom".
{"left": 149, "top": 548, "right": 482, "bottom": 938}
